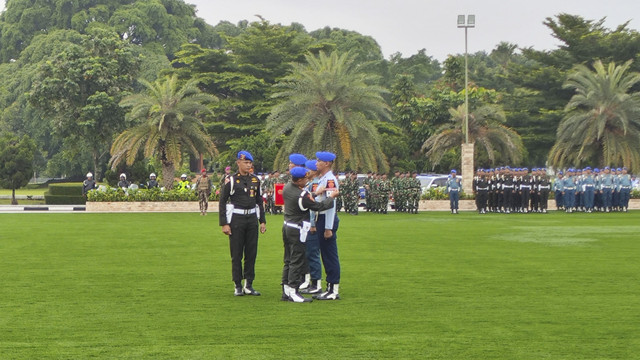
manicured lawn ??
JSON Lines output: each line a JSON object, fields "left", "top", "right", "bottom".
{"left": 1, "top": 211, "right": 638, "bottom": 359}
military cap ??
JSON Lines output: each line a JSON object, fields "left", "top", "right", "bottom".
{"left": 305, "top": 160, "right": 318, "bottom": 171}
{"left": 289, "top": 153, "right": 308, "bottom": 166}
{"left": 316, "top": 151, "right": 336, "bottom": 162}
{"left": 451, "top": 169, "right": 457, "bottom": 174}
{"left": 237, "top": 150, "right": 253, "bottom": 161}
{"left": 290, "top": 167, "right": 308, "bottom": 179}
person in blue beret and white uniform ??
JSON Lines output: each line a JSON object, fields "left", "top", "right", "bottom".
{"left": 311, "top": 151, "right": 342, "bottom": 300}
{"left": 219, "top": 150, "right": 267, "bottom": 297}
{"left": 446, "top": 169, "right": 462, "bottom": 214}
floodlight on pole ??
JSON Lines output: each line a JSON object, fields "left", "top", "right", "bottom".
{"left": 457, "top": 14, "right": 475, "bottom": 144}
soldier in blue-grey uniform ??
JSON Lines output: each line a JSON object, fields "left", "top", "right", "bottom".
{"left": 553, "top": 171, "right": 564, "bottom": 210}
{"left": 618, "top": 167, "right": 632, "bottom": 212}
{"left": 446, "top": 169, "right": 462, "bottom": 214}
{"left": 281, "top": 166, "right": 338, "bottom": 303}
{"left": 313, "top": 151, "right": 342, "bottom": 300}
{"left": 582, "top": 167, "right": 596, "bottom": 212}
{"left": 594, "top": 168, "right": 603, "bottom": 211}
{"left": 562, "top": 169, "right": 576, "bottom": 212}
{"left": 600, "top": 167, "right": 614, "bottom": 212}
{"left": 612, "top": 168, "right": 622, "bottom": 211}
{"left": 219, "top": 150, "right": 267, "bottom": 297}
{"left": 299, "top": 159, "right": 323, "bottom": 295}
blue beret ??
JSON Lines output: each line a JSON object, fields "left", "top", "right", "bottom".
{"left": 290, "top": 167, "right": 308, "bottom": 178}
{"left": 623, "top": 167, "right": 628, "bottom": 170}
{"left": 505, "top": 166, "right": 511, "bottom": 170}
{"left": 237, "top": 150, "right": 253, "bottom": 161}
{"left": 594, "top": 168, "right": 600, "bottom": 173}
{"left": 558, "top": 171, "right": 563, "bottom": 175}
{"left": 616, "top": 168, "right": 622, "bottom": 171}
{"left": 289, "top": 153, "right": 307, "bottom": 166}
{"left": 305, "top": 160, "right": 317, "bottom": 171}
{"left": 523, "top": 167, "right": 528, "bottom": 171}
{"left": 585, "top": 166, "right": 591, "bottom": 170}
{"left": 451, "top": 169, "right": 457, "bottom": 174}
{"left": 604, "top": 166, "right": 610, "bottom": 170}
{"left": 316, "top": 151, "right": 336, "bottom": 162}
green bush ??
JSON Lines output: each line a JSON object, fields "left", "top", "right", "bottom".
{"left": 421, "top": 187, "right": 474, "bottom": 200}
{"left": 87, "top": 187, "right": 213, "bottom": 202}
{"left": 48, "top": 183, "right": 83, "bottom": 196}
{"left": 44, "top": 194, "right": 86, "bottom": 205}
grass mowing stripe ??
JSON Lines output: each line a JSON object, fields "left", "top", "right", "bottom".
{"left": 1, "top": 212, "right": 639, "bottom": 359}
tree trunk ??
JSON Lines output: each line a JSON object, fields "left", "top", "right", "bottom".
{"left": 11, "top": 187, "right": 17, "bottom": 205}
{"left": 162, "top": 161, "right": 175, "bottom": 189}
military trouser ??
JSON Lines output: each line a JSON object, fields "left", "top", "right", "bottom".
{"left": 199, "top": 191, "right": 209, "bottom": 212}
{"left": 539, "top": 190, "right": 549, "bottom": 210}
{"left": 477, "top": 190, "right": 488, "bottom": 211}
{"left": 282, "top": 225, "right": 307, "bottom": 288}
{"left": 228, "top": 214, "right": 259, "bottom": 285}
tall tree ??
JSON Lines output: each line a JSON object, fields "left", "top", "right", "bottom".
{"left": 110, "top": 75, "right": 218, "bottom": 189}
{"left": 29, "top": 27, "right": 140, "bottom": 179}
{"left": 423, "top": 104, "right": 524, "bottom": 168}
{"left": 268, "top": 51, "right": 390, "bottom": 172}
{"left": 0, "top": 133, "right": 36, "bottom": 205}
{"left": 548, "top": 60, "right": 640, "bottom": 170}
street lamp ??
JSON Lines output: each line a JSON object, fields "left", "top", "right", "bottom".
{"left": 458, "top": 15, "right": 475, "bottom": 196}
{"left": 457, "top": 14, "right": 474, "bottom": 144}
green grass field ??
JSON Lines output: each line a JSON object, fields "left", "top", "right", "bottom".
{"left": 1, "top": 211, "right": 639, "bottom": 359}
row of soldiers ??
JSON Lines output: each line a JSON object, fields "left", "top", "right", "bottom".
{"left": 361, "top": 171, "right": 421, "bottom": 214}
{"left": 472, "top": 166, "right": 635, "bottom": 214}
{"left": 552, "top": 166, "right": 633, "bottom": 213}
{"left": 472, "top": 167, "right": 552, "bottom": 214}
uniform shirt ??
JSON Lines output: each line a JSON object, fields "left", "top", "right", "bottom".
{"left": 582, "top": 174, "right": 595, "bottom": 190}
{"left": 563, "top": 176, "right": 575, "bottom": 190}
{"left": 619, "top": 174, "right": 632, "bottom": 187}
{"left": 446, "top": 176, "right": 461, "bottom": 192}
{"left": 177, "top": 180, "right": 191, "bottom": 191}
{"left": 283, "top": 182, "right": 335, "bottom": 225}
{"left": 308, "top": 177, "right": 320, "bottom": 227}
{"left": 600, "top": 173, "right": 614, "bottom": 188}
{"left": 316, "top": 170, "right": 339, "bottom": 229}
{"left": 147, "top": 179, "right": 158, "bottom": 188}
{"left": 118, "top": 180, "right": 130, "bottom": 189}
{"left": 552, "top": 177, "right": 564, "bottom": 192}
{"left": 218, "top": 173, "right": 267, "bottom": 226}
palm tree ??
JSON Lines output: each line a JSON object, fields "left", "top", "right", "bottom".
{"left": 422, "top": 104, "right": 524, "bottom": 167}
{"left": 110, "top": 75, "right": 217, "bottom": 189}
{"left": 267, "top": 51, "right": 390, "bottom": 172}
{"left": 548, "top": 60, "right": 640, "bottom": 170}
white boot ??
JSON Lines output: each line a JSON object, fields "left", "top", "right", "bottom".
{"left": 316, "top": 283, "right": 340, "bottom": 300}
{"left": 288, "top": 287, "right": 312, "bottom": 303}
{"left": 282, "top": 284, "right": 292, "bottom": 301}
{"left": 299, "top": 273, "right": 311, "bottom": 290}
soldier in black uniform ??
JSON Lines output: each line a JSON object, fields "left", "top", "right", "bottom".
{"left": 520, "top": 167, "right": 532, "bottom": 213}
{"left": 219, "top": 151, "right": 267, "bottom": 297}
{"left": 502, "top": 168, "right": 514, "bottom": 214}
{"left": 281, "top": 166, "right": 339, "bottom": 303}
{"left": 475, "top": 169, "right": 489, "bottom": 214}
{"left": 538, "top": 168, "right": 551, "bottom": 213}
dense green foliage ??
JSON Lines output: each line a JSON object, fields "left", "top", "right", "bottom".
{"left": 111, "top": 75, "right": 217, "bottom": 189}
{"left": 268, "top": 51, "right": 390, "bottom": 172}
{"left": 0, "top": 132, "right": 36, "bottom": 204}
{"left": 2, "top": 2, "right": 640, "bottom": 177}
{"left": 1, "top": 212, "right": 639, "bottom": 358}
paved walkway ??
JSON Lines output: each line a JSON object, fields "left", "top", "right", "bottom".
{"left": 0, "top": 205, "right": 85, "bottom": 213}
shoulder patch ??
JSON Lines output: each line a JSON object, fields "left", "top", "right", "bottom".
{"left": 252, "top": 178, "right": 258, "bottom": 182}
{"left": 236, "top": 179, "right": 240, "bottom": 183}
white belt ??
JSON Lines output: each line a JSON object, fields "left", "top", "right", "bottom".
{"left": 233, "top": 208, "right": 256, "bottom": 215}
{"left": 284, "top": 221, "right": 311, "bottom": 243}
{"left": 284, "top": 221, "right": 301, "bottom": 229}
{"left": 477, "top": 187, "right": 489, "bottom": 191}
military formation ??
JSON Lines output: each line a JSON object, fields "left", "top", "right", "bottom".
{"left": 552, "top": 166, "right": 633, "bottom": 213}
{"left": 472, "top": 166, "right": 634, "bottom": 214}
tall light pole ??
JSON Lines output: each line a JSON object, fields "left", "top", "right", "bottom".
{"left": 457, "top": 14, "right": 475, "bottom": 144}
{"left": 457, "top": 14, "right": 475, "bottom": 196}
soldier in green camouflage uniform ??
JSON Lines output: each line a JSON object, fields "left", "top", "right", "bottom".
{"left": 409, "top": 171, "right": 421, "bottom": 214}
{"left": 379, "top": 173, "right": 390, "bottom": 214}
{"left": 364, "top": 172, "right": 373, "bottom": 212}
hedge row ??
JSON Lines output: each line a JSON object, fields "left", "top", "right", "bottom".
{"left": 44, "top": 194, "right": 86, "bottom": 205}
{"left": 47, "top": 183, "right": 83, "bottom": 196}
{"left": 87, "top": 187, "right": 219, "bottom": 202}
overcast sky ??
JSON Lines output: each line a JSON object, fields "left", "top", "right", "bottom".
{"left": 2, "top": 0, "right": 639, "bottom": 61}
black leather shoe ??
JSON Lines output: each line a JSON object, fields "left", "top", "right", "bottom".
{"left": 234, "top": 287, "right": 244, "bottom": 296}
